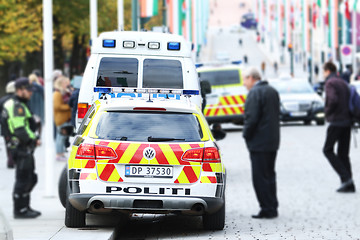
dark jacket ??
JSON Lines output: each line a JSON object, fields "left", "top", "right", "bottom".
{"left": 243, "top": 81, "right": 280, "bottom": 152}
{"left": 324, "top": 73, "right": 351, "bottom": 126}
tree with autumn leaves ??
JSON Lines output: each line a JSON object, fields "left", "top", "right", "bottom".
{"left": 0, "top": 0, "right": 162, "bottom": 95}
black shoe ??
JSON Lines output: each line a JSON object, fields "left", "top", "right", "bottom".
{"left": 337, "top": 180, "right": 356, "bottom": 193}
{"left": 251, "top": 210, "right": 278, "bottom": 219}
{"left": 14, "top": 207, "right": 41, "bottom": 219}
{"left": 27, "top": 207, "right": 41, "bottom": 216}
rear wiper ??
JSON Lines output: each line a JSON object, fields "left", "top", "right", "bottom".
{"left": 148, "top": 136, "right": 185, "bottom": 142}
{"left": 114, "top": 136, "right": 128, "bottom": 141}
{"left": 113, "top": 71, "right": 133, "bottom": 75}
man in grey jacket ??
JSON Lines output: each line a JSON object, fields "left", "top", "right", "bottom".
{"left": 242, "top": 67, "right": 280, "bottom": 219}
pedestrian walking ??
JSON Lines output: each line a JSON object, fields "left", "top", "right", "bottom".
{"left": 261, "top": 61, "right": 266, "bottom": 76}
{"left": 1, "top": 78, "right": 41, "bottom": 218}
{"left": 53, "top": 76, "right": 72, "bottom": 161}
{"left": 242, "top": 67, "right": 280, "bottom": 219}
{"left": 273, "top": 61, "right": 278, "bottom": 75}
{"left": 322, "top": 61, "right": 355, "bottom": 193}
{"left": 28, "top": 73, "right": 44, "bottom": 124}
{"left": 0, "top": 81, "right": 16, "bottom": 168}
{"left": 239, "top": 38, "right": 243, "bottom": 46}
{"left": 243, "top": 55, "right": 248, "bottom": 64}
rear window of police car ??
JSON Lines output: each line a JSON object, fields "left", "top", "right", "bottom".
{"left": 96, "top": 58, "right": 183, "bottom": 89}
{"left": 199, "top": 69, "right": 241, "bottom": 86}
{"left": 94, "top": 112, "right": 202, "bottom": 142}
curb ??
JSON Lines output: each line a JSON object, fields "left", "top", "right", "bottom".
{"left": 0, "top": 209, "right": 13, "bottom": 240}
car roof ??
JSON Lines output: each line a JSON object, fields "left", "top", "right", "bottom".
{"left": 95, "top": 97, "right": 200, "bottom": 114}
{"left": 91, "top": 31, "right": 192, "bottom": 58}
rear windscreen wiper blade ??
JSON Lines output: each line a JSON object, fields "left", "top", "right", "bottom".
{"left": 114, "top": 136, "right": 128, "bottom": 141}
{"left": 148, "top": 136, "right": 185, "bottom": 142}
{"left": 113, "top": 71, "right": 133, "bottom": 74}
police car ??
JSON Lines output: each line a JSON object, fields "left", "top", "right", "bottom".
{"left": 197, "top": 64, "right": 247, "bottom": 125}
{"left": 65, "top": 88, "right": 226, "bottom": 230}
{"left": 76, "top": 31, "right": 201, "bottom": 127}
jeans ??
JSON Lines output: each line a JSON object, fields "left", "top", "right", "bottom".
{"left": 323, "top": 125, "right": 352, "bottom": 183}
{"left": 56, "top": 123, "right": 68, "bottom": 154}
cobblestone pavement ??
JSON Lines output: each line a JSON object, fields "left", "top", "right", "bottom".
{"left": 113, "top": 123, "right": 360, "bottom": 240}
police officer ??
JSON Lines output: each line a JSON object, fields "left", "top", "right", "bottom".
{"left": 2, "top": 77, "right": 41, "bottom": 218}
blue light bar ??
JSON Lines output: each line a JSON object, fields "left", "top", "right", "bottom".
{"left": 94, "top": 87, "right": 112, "bottom": 93}
{"left": 103, "top": 39, "right": 116, "bottom": 48}
{"left": 167, "top": 42, "right": 181, "bottom": 51}
{"left": 195, "top": 63, "right": 204, "bottom": 68}
{"left": 183, "top": 90, "right": 199, "bottom": 95}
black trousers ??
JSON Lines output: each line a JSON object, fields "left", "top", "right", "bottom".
{"left": 250, "top": 151, "right": 278, "bottom": 213}
{"left": 323, "top": 125, "right": 352, "bottom": 183}
{"left": 13, "top": 149, "right": 37, "bottom": 212}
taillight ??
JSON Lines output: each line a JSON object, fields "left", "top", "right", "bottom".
{"left": 78, "top": 103, "right": 90, "bottom": 119}
{"left": 182, "top": 148, "right": 204, "bottom": 162}
{"left": 76, "top": 144, "right": 117, "bottom": 160}
{"left": 95, "top": 145, "right": 117, "bottom": 159}
{"left": 182, "top": 147, "right": 221, "bottom": 163}
{"left": 203, "top": 147, "right": 221, "bottom": 162}
{"left": 76, "top": 143, "right": 95, "bottom": 159}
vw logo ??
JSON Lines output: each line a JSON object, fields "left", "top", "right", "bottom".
{"left": 143, "top": 147, "right": 156, "bottom": 160}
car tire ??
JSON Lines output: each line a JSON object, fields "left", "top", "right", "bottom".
{"left": 316, "top": 120, "right": 325, "bottom": 126}
{"left": 58, "top": 166, "right": 68, "bottom": 208}
{"left": 203, "top": 201, "right": 225, "bottom": 230}
{"left": 65, "top": 196, "right": 86, "bottom": 228}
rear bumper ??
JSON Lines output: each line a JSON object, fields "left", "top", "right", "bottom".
{"left": 69, "top": 194, "right": 224, "bottom": 215}
{"left": 280, "top": 108, "right": 324, "bottom": 122}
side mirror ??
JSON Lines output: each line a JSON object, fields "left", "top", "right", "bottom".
{"left": 200, "top": 80, "right": 212, "bottom": 96}
{"left": 211, "top": 123, "right": 226, "bottom": 141}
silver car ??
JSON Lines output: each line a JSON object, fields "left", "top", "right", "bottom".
{"left": 269, "top": 78, "right": 325, "bottom": 125}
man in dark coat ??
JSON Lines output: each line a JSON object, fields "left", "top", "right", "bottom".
{"left": 322, "top": 61, "right": 355, "bottom": 193}
{"left": 242, "top": 67, "right": 280, "bottom": 219}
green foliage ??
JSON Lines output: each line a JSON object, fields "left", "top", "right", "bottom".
{"left": 0, "top": 0, "right": 161, "bottom": 66}
{"left": 0, "top": 0, "right": 43, "bottom": 64}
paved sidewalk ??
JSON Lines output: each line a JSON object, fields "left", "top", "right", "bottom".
{"left": 0, "top": 136, "right": 114, "bottom": 240}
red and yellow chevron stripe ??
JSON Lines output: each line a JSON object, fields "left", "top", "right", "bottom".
{"left": 200, "top": 176, "right": 217, "bottom": 183}
{"left": 80, "top": 172, "right": 97, "bottom": 180}
{"left": 97, "top": 163, "right": 124, "bottom": 182}
{"left": 92, "top": 142, "right": 204, "bottom": 183}
{"left": 204, "top": 95, "right": 246, "bottom": 117}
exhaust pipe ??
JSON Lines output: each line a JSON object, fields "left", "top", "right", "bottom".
{"left": 191, "top": 203, "right": 205, "bottom": 214}
{"left": 89, "top": 200, "right": 111, "bottom": 213}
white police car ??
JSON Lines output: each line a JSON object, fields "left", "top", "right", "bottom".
{"left": 65, "top": 88, "right": 226, "bottom": 230}
{"left": 76, "top": 31, "right": 201, "bottom": 127}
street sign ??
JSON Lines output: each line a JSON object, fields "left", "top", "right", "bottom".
{"left": 341, "top": 46, "right": 351, "bottom": 56}
{"left": 341, "top": 45, "right": 352, "bottom": 65}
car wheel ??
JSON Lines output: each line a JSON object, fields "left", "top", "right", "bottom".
{"left": 203, "top": 201, "right": 225, "bottom": 230}
{"left": 65, "top": 194, "right": 86, "bottom": 228}
{"left": 303, "top": 120, "right": 311, "bottom": 125}
{"left": 316, "top": 120, "right": 325, "bottom": 126}
{"left": 58, "top": 166, "right": 68, "bottom": 208}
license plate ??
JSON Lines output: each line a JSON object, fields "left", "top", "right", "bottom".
{"left": 125, "top": 165, "right": 173, "bottom": 178}
{"left": 290, "top": 111, "right": 307, "bottom": 117}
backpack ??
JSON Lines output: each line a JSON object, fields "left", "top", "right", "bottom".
{"left": 349, "top": 85, "right": 360, "bottom": 121}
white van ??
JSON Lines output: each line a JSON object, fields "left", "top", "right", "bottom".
{"left": 77, "top": 31, "right": 201, "bottom": 126}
